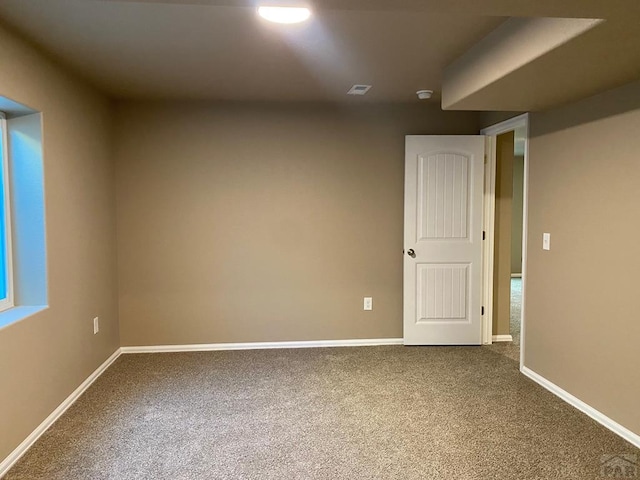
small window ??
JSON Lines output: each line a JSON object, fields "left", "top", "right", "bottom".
{"left": 0, "top": 112, "right": 13, "bottom": 311}
{"left": 0, "top": 101, "right": 47, "bottom": 329}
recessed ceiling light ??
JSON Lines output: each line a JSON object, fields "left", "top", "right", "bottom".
{"left": 416, "top": 90, "right": 433, "bottom": 100}
{"left": 258, "top": 6, "right": 312, "bottom": 24}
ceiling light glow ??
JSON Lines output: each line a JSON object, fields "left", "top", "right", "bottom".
{"left": 258, "top": 6, "right": 311, "bottom": 24}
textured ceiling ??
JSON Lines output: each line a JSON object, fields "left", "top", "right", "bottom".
{"left": 0, "top": 0, "right": 504, "bottom": 102}
{"left": 0, "top": 0, "right": 638, "bottom": 107}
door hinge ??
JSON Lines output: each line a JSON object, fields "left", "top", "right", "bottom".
{"left": 484, "top": 154, "right": 488, "bottom": 164}
{"left": 481, "top": 306, "right": 485, "bottom": 315}
{"left": 482, "top": 231, "right": 486, "bottom": 240}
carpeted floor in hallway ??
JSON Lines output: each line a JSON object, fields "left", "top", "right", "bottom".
{"left": 4, "top": 345, "right": 638, "bottom": 479}
{"left": 486, "top": 277, "right": 522, "bottom": 362}
{"left": 510, "top": 277, "right": 522, "bottom": 346}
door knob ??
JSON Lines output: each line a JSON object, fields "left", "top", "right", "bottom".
{"left": 407, "top": 249, "right": 416, "bottom": 258}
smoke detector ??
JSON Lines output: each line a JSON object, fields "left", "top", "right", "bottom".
{"left": 348, "top": 85, "right": 372, "bottom": 96}
{"left": 416, "top": 90, "right": 433, "bottom": 100}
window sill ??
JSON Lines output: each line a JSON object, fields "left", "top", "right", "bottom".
{"left": 0, "top": 305, "right": 48, "bottom": 331}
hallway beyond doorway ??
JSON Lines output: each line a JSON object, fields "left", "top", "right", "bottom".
{"left": 486, "top": 278, "right": 521, "bottom": 362}
{"left": 510, "top": 277, "right": 522, "bottom": 346}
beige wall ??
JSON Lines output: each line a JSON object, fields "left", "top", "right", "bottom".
{"left": 0, "top": 4, "right": 637, "bottom": 465}
{"left": 526, "top": 80, "right": 640, "bottom": 435}
{"left": 0, "top": 23, "right": 119, "bottom": 461}
{"left": 492, "top": 132, "right": 514, "bottom": 336}
{"left": 114, "top": 102, "right": 480, "bottom": 346}
{"left": 511, "top": 155, "right": 524, "bottom": 274}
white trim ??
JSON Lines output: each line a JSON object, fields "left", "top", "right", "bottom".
{"left": 0, "top": 113, "right": 14, "bottom": 313}
{"left": 480, "top": 113, "right": 529, "bottom": 369}
{"left": 521, "top": 366, "right": 640, "bottom": 449}
{"left": 0, "top": 348, "right": 121, "bottom": 478}
{"left": 492, "top": 334, "right": 513, "bottom": 342}
{"left": 481, "top": 136, "right": 496, "bottom": 345}
{"left": 121, "top": 338, "right": 404, "bottom": 354}
{"left": 520, "top": 115, "right": 530, "bottom": 369}
{"left": 510, "top": 273, "right": 522, "bottom": 278}
{"left": 481, "top": 113, "right": 529, "bottom": 136}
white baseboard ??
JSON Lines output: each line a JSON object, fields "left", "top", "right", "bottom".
{"left": 121, "top": 338, "right": 404, "bottom": 354}
{"left": 0, "top": 348, "right": 122, "bottom": 478}
{"left": 521, "top": 366, "right": 640, "bottom": 449}
{"left": 492, "top": 334, "right": 513, "bottom": 342}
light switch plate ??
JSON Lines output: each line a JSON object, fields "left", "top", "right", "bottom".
{"left": 543, "top": 233, "right": 551, "bottom": 251}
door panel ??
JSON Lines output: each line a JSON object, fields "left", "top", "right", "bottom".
{"left": 418, "top": 153, "right": 469, "bottom": 240}
{"left": 417, "top": 263, "right": 468, "bottom": 322}
{"left": 404, "top": 136, "right": 484, "bottom": 345}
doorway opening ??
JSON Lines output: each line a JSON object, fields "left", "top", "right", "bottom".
{"left": 509, "top": 135, "right": 525, "bottom": 347}
{"left": 480, "top": 114, "right": 529, "bottom": 368}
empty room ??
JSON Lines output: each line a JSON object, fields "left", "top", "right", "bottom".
{"left": 0, "top": 1, "right": 639, "bottom": 479}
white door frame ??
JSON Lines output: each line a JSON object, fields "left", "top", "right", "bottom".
{"left": 480, "top": 113, "right": 529, "bottom": 369}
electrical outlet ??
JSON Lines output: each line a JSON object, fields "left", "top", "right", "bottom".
{"left": 363, "top": 297, "right": 373, "bottom": 311}
{"left": 93, "top": 317, "right": 99, "bottom": 335}
{"left": 543, "top": 233, "right": 551, "bottom": 251}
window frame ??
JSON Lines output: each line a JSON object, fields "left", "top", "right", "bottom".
{"left": 0, "top": 111, "right": 14, "bottom": 312}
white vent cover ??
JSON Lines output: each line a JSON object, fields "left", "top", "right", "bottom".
{"left": 347, "top": 85, "right": 372, "bottom": 96}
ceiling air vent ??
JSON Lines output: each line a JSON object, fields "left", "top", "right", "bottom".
{"left": 347, "top": 85, "right": 372, "bottom": 96}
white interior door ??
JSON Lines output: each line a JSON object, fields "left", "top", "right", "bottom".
{"left": 404, "top": 136, "right": 485, "bottom": 345}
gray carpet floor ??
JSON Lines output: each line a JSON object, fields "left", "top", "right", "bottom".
{"left": 4, "top": 346, "right": 638, "bottom": 479}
